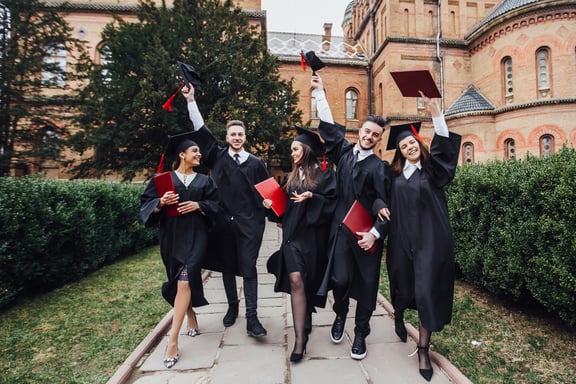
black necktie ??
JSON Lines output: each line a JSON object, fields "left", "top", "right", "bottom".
{"left": 234, "top": 153, "right": 241, "bottom": 166}
{"left": 350, "top": 150, "right": 358, "bottom": 169}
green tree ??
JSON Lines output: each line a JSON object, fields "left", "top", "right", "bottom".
{"left": 0, "top": 0, "right": 90, "bottom": 176}
{"left": 69, "top": 0, "right": 302, "bottom": 181}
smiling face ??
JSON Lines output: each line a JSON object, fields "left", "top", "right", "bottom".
{"left": 357, "top": 121, "right": 384, "bottom": 150}
{"left": 291, "top": 141, "right": 304, "bottom": 165}
{"left": 226, "top": 125, "right": 246, "bottom": 152}
{"left": 398, "top": 135, "right": 421, "bottom": 164}
{"left": 181, "top": 145, "right": 202, "bottom": 167}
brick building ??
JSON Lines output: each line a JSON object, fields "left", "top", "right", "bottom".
{"left": 16, "top": 0, "right": 576, "bottom": 176}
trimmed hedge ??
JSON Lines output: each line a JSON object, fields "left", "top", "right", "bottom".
{"left": 0, "top": 176, "right": 156, "bottom": 309}
{"left": 448, "top": 147, "right": 576, "bottom": 327}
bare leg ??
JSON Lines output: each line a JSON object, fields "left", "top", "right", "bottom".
{"left": 166, "top": 280, "right": 191, "bottom": 359}
{"left": 186, "top": 306, "right": 198, "bottom": 329}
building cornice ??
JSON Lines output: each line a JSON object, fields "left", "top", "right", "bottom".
{"left": 445, "top": 97, "right": 576, "bottom": 120}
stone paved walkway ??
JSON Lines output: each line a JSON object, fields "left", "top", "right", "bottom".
{"left": 110, "top": 221, "right": 472, "bottom": 384}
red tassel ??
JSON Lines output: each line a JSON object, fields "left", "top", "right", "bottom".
{"left": 300, "top": 51, "right": 307, "bottom": 71}
{"left": 156, "top": 154, "right": 165, "bottom": 174}
{"left": 410, "top": 124, "right": 422, "bottom": 141}
{"left": 161, "top": 89, "right": 179, "bottom": 112}
{"left": 321, "top": 153, "right": 327, "bottom": 172}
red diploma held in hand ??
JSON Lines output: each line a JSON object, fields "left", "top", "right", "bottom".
{"left": 342, "top": 200, "right": 376, "bottom": 254}
{"left": 254, "top": 177, "right": 287, "bottom": 217}
{"left": 154, "top": 171, "right": 180, "bottom": 217}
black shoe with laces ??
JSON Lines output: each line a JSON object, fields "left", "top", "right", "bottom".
{"left": 330, "top": 315, "right": 346, "bottom": 344}
{"left": 350, "top": 334, "right": 367, "bottom": 360}
{"left": 223, "top": 303, "right": 239, "bottom": 327}
{"left": 246, "top": 316, "right": 267, "bottom": 337}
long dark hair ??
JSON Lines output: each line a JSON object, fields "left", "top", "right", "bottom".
{"left": 390, "top": 135, "right": 431, "bottom": 176}
{"left": 284, "top": 141, "right": 320, "bottom": 192}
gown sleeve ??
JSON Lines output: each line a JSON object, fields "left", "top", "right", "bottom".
{"left": 318, "top": 120, "right": 354, "bottom": 165}
{"left": 429, "top": 132, "right": 462, "bottom": 188}
{"left": 197, "top": 176, "right": 221, "bottom": 231}
{"left": 140, "top": 178, "right": 162, "bottom": 227}
{"left": 306, "top": 168, "right": 337, "bottom": 226}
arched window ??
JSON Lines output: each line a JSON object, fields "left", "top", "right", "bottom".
{"left": 462, "top": 142, "right": 474, "bottom": 165}
{"left": 536, "top": 47, "right": 551, "bottom": 98}
{"left": 462, "top": 142, "right": 474, "bottom": 164}
{"left": 504, "top": 138, "right": 515, "bottom": 160}
{"left": 502, "top": 57, "right": 513, "bottom": 104}
{"left": 98, "top": 44, "right": 112, "bottom": 83}
{"left": 43, "top": 43, "right": 67, "bottom": 87}
{"left": 345, "top": 88, "right": 359, "bottom": 120}
{"left": 540, "top": 134, "right": 554, "bottom": 158}
{"left": 311, "top": 89, "right": 318, "bottom": 119}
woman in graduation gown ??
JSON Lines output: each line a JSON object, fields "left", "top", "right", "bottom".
{"left": 264, "top": 127, "right": 337, "bottom": 363}
{"left": 140, "top": 134, "right": 220, "bottom": 368}
{"left": 384, "top": 93, "right": 461, "bottom": 381}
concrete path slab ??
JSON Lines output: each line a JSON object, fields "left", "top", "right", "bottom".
{"left": 114, "top": 221, "right": 472, "bottom": 384}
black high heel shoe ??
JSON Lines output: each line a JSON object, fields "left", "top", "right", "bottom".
{"left": 290, "top": 335, "right": 309, "bottom": 363}
{"left": 416, "top": 345, "right": 433, "bottom": 381}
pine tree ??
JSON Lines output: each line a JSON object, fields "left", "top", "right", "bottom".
{"left": 69, "top": 0, "right": 302, "bottom": 181}
{"left": 0, "top": 0, "right": 89, "bottom": 176}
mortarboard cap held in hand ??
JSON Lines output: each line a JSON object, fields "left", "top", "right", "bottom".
{"left": 300, "top": 50, "right": 325, "bottom": 74}
{"left": 390, "top": 69, "right": 441, "bottom": 98}
{"left": 156, "top": 131, "right": 199, "bottom": 173}
{"left": 386, "top": 122, "right": 422, "bottom": 151}
{"left": 177, "top": 61, "right": 203, "bottom": 92}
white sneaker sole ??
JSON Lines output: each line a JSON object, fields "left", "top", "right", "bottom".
{"left": 350, "top": 350, "right": 367, "bottom": 360}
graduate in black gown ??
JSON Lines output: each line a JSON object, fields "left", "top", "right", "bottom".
{"left": 140, "top": 133, "right": 220, "bottom": 368}
{"left": 182, "top": 85, "right": 270, "bottom": 337}
{"left": 264, "top": 127, "right": 337, "bottom": 363}
{"left": 385, "top": 93, "right": 461, "bottom": 381}
{"left": 311, "top": 74, "right": 392, "bottom": 360}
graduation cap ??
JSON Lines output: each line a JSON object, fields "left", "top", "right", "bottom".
{"left": 161, "top": 61, "right": 203, "bottom": 112}
{"left": 300, "top": 50, "right": 325, "bottom": 74}
{"left": 177, "top": 61, "right": 203, "bottom": 92}
{"left": 386, "top": 122, "right": 422, "bottom": 151}
{"left": 294, "top": 126, "right": 323, "bottom": 153}
{"left": 294, "top": 126, "right": 328, "bottom": 171}
{"left": 156, "top": 131, "right": 199, "bottom": 173}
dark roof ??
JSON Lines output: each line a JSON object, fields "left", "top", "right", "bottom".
{"left": 465, "top": 0, "right": 540, "bottom": 39}
{"left": 445, "top": 86, "right": 496, "bottom": 116}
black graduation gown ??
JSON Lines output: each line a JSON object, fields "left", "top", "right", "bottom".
{"left": 266, "top": 167, "right": 337, "bottom": 310}
{"left": 386, "top": 132, "right": 462, "bottom": 332}
{"left": 316, "top": 120, "right": 391, "bottom": 311}
{"left": 140, "top": 172, "right": 220, "bottom": 307}
{"left": 191, "top": 126, "right": 270, "bottom": 277}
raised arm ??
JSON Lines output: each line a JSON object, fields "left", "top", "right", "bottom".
{"left": 182, "top": 86, "right": 205, "bottom": 131}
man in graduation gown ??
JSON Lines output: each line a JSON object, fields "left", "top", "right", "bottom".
{"left": 311, "top": 75, "right": 392, "bottom": 360}
{"left": 182, "top": 86, "right": 270, "bottom": 337}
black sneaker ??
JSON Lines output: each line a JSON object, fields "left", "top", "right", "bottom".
{"left": 223, "top": 303, "right": 239, "bottom": 327}
{"left": 330, "top": 315, "right": 346, "bottom": 344}
{"left": 350, "top": 334, "right": 367, "bottom": 360}
{"left": 246, "top": 316, "right": 267, "bottom": 337}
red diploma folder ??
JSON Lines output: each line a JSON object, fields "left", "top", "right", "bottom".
{"left": 254, "top": 177, "right": 287, "bottom": 217}
{"left": 154, "top": 171, "right": 180, "bottom": 217}
{"left": 342, "top": 200, "right": 376, "bottom": 254}
{"left": 390, "top": 69, "right": 442, "bottom": 98}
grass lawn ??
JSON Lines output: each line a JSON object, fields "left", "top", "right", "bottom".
{"left": 0, "top": 247, "right": 169, "bottom": 384}
{"left": 1, "top": 247, "right": 575, "bottom": 383}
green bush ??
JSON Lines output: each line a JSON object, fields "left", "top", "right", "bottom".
{"left": 0, "top": 176, "right": 156, "bottom": 308}
{"left": 447, "top": 147, "right": 576, "bottom": 327}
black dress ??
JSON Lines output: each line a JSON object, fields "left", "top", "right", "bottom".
{"left": 316, "top": 120, "right": 391, "bottom": 311}
{"left": 191, "top": 126, "right": 270, "bottom": 277}
{"left": 266, "top": 167, "right": 337, "bottom": 309}
{"left": 140, "top": 172, "right": 220, "bottom": 307}
{"left": 386, "top": 132, "right": 462, "bottom": 332}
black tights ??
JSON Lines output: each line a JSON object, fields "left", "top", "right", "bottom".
{"left": 418, "top": 322, "right": 432, "bottom": 371}
{"left": 289, "top": 272, "right": 307, "bottom": 354}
